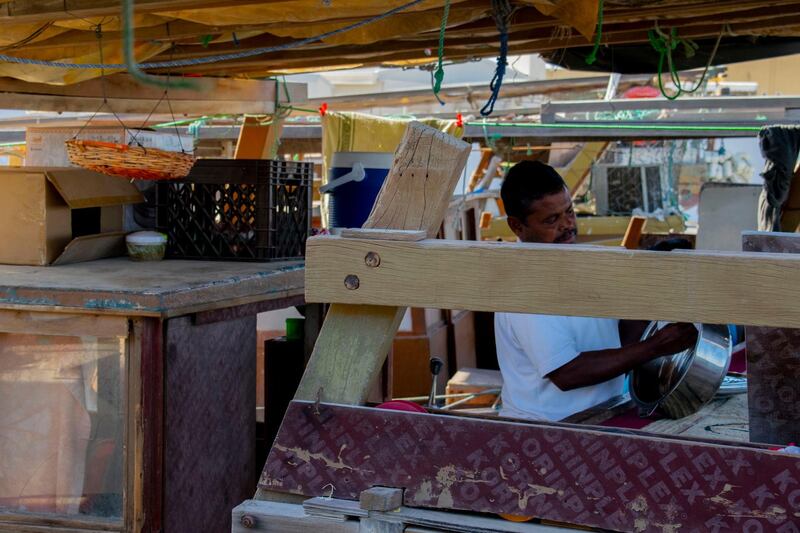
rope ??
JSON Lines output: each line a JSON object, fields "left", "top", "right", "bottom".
{"left": 432, "top": 0, "right": 451, "bottom": 104}
{"left": 0, "top": 0, "right": 426, "bottom": 70}
{"left": 480, "top": 0, "right": 515, "bottom": 117}
{"left": 584, "top": 0, "right": 604, "bottom": 66}
{"left": 648, "top": 23, "right": 724, "bottom": 100}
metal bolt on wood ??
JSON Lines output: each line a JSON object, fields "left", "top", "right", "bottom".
{"left": 344, "top": 275, "right": 360, "bottom": 290}
{"left": 365, "top": 251, "right": 381, "bottom": 267}
{"left": 240, "top": 515, "right": 256, "bottom": 528}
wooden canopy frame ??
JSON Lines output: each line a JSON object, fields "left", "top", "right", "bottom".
{"left": 251, "top": 122, "right": 800, "bottom": 532}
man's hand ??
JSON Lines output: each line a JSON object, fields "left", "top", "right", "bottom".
{"left": 647, "top": 323, "right": 699, "bottom": 356}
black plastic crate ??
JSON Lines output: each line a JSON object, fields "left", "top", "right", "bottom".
{"left": 155, "top": 159, "right": 312, "bottom": 261}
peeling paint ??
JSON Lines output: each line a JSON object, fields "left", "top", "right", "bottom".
{"left": 654, "top": 522, "right": 682, "bottom": 533}
{"left": 709, "top": 483, "right": 736, "bottom": 506}
{"left": 413, "top": 480, "right": 433, "bottom": 505}
{"left": 0, "top": 288, "right": 58, "bottom": 307}
{"left": 629, "top": 495, "right": 648, "bottom": 513}
{"left": 499, "top": 466, "right": 562, "bottom": 511}
{"left": 275, "top": 443, "right": 370, "bottom": 473}
{"left": 725, "top": 505, "right": 788, "bottom": 520}
{"left": 83, "top": 298, "right": 141, "bottom": 310}
{"left": 633, "top": 517, "right": 647, "bottom": 532}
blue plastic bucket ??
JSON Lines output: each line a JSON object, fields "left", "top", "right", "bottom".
{"left": 325, "top": 152, "right": 393, "bottom": 229}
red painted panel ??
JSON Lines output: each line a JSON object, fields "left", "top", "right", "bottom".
{"left": 262, "top": 401, "right": 800, "bottom": 533}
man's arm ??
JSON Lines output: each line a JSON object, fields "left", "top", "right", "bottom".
{"left": 546, "top": 323, "right": 698, "bottom": 391}
{"left": 619, "top": 319, "right": 650, "bottom": 346}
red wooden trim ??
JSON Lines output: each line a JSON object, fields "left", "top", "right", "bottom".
{"left": 262, "top": 401, "right": 800, "bottom": 533}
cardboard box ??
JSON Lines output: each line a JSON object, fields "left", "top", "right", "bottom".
{"left": 0, "top": 168, "right": 144, "bottom": 265}
{"left": 445, "top": 367, "right": 503, "bottom": 408}
{"left": 25, "top": 127, "right": 193, "bottom": 167}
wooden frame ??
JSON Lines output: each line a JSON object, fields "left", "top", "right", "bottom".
{"left": 0, "top": 75, "right": 306, "bottom": 115}
{"left": 254, "top": 121, "right": 800, "bottom": 532}
{"left": 306, "top": 236, "right": 800, "bottom": 328}
{"left": 0, "top": 312, "right": 134, "bottom": 533}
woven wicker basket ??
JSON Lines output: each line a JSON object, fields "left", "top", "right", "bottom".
{"left": 65, "top": 139, "right": 195, "bottom": 180}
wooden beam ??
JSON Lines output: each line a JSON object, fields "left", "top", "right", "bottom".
{"left": 0, "top": 75, "right": 306, "bottom": 114}
{"left": 620, "top": 216, "right": 647, "bottom": 249}
{"left": 558, "top": 141, "right": 608, "bottom": 194}
{"left": 234, "top": 116, "right": 284, "bottom": 159}
{"left": 293, "top": 122, "right": 470, "bottom": 406}
{"left": 305, "top": 236, "right": 800, "bottom": 328}
{"left": 0, "top": 0, "right": 273, "bottom": 23}
{"left": 0, "top": 309, "right": 128, "bottom": 337}
{"left": 542, "top": 96, "right": 800, "bottom": 120}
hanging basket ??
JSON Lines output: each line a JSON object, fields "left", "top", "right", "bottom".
{"left": 65, "top": 139, "right": 195, "bottom": 181}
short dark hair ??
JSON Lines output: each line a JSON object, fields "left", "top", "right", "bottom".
{"left": 500, "top": 160, "right": 567, "bottom": 220}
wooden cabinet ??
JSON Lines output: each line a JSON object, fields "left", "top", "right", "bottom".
{"left": 0, "top": 259, "right": 304, "bottom": 533}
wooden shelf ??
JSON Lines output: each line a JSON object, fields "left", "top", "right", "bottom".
{"left": 0, "top": 257, "right": 305, "bottom": 317}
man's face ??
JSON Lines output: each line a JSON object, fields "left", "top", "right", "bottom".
{"left": 507, "top": 187, "right": 578, "bottom": 244}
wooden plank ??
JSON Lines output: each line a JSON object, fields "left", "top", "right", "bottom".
{"left": 482, "top": 215, "right": 686, "bottom": 242}
{"left": 0, "top": 0, "right": 279, "bottom": 22}
{"left": 359, "top": 488, "right": 403, "bottom": 512}
{"left": 0, "top": 513, "right": 121, "bottom": 532}
{"left": 0, "top": 258, "right": 304, "bottom": 317}
{"left": 139, "top": 318, "right": 164, "bottom": 533}
{"left": 621, "top": 216, "right": 647, "bottom": 249}
{"left": 305, "top": 497, "right": 579, "bottom": 532}
{"left": 558, "top": 142, "right": 608, "bottom": 194}
{"left": 163, "top": 313, "right": 256, "bottom": 533}
{"left": 340, "top": 229, "right": 427, "bottom": 241}
{"left": 780, "top": 166, "right": 800, "bottom": 232}
{"left": 466, "top": 149, "right": 493, "bottom": 192}
{"left": 0, "top": 309, "right": 127, "bottom": 337}
{"left": 743, "top": 231, "right": 800, "bottom": 445}
{"left": 358, "top": 519, "right": 403, "bottom": 533}
{"left": 262, "top": 401, "right": 797, "bottom": 532}
{"left": 232, "top": 500, "right": 359, "bottom": 533}
{"left": 234, "top": 115, "right": 285, "bottom": 160}
{"left": 294, "top": 122, "right": 470, "bottom": 405}
{"left": 127, "top": 320, "right": 144, "bottom": 533}
{"left": 0, "top": 75, "right": 306, "bottom": 115}
{"left": 541, "top": 96, "right": 800, "bottom": 118}
{"left": 306, "top": 236, "right": 800, "bottom": 328}
{"left": 307, "top": 74, "right": 653, "bottom": 113}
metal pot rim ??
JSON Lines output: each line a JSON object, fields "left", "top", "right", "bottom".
{"left": 628, "top": 323, "right": 731, "bottom": 415}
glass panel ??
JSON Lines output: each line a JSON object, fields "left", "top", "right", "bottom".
{"left": 0, "top": 333, "right": 126, "bottom": 520}
{"left": 606, "top": 166, "right": 644, "bottom": 214}
{"left": 645, "top": 166, "right": 664, "bottom": 212}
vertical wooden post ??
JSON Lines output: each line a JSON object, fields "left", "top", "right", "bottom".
{"left": 294, "top": 122, "right": 471, "bottom": 405}
{"left": 234, "top": 116, "right": 284, "bottom": 159}
{"left": 621, "top": 215, "right": 646, "bottom": 249}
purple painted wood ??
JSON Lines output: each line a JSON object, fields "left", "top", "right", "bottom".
{"left": 743, "top": 232, "right": 800, "bottom": 446}
{"left": 164, "top": 314, "right": 256, "bottom": 533}
{"left": 140, "top": 318, "right": 164, "bottom": 533}
{"left": 262, "top": 401, "right": 800, "bottom": 533}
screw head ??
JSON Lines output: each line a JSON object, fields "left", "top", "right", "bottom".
{"left": 241, "top": 515, "right": 256, "bottom": 528}
{"left": 344, "top": 274, "right": 360, "bottom": 290}
{"left": 365, "top": 251, "right": 381, "bottom": 267}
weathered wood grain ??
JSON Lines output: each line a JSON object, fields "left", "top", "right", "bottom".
{"left": 306, "top": 237, "right": 800, "bottom": 327}
{"left": 294, "top": 122, "right": 470, "bottom": 405}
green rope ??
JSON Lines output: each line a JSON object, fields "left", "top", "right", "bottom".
{"left": 432, "top": 0, "right": 451, "bottom": 103}
{"left": 648, "top": 24, "right": 723, "bottom": 100}
{"left": 122, "top": 0, "right": 194, "bottom": 89}
{"left": 584, "top": 0, "right": 604, "bottom": 66}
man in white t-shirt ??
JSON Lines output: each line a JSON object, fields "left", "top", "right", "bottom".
{"left": 495, "top": 161, "right": 697, "bottom": 421}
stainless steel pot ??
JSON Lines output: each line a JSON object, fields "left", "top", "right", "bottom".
{"left": 628, "top": 323, "right": 732, "bottom": 419}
